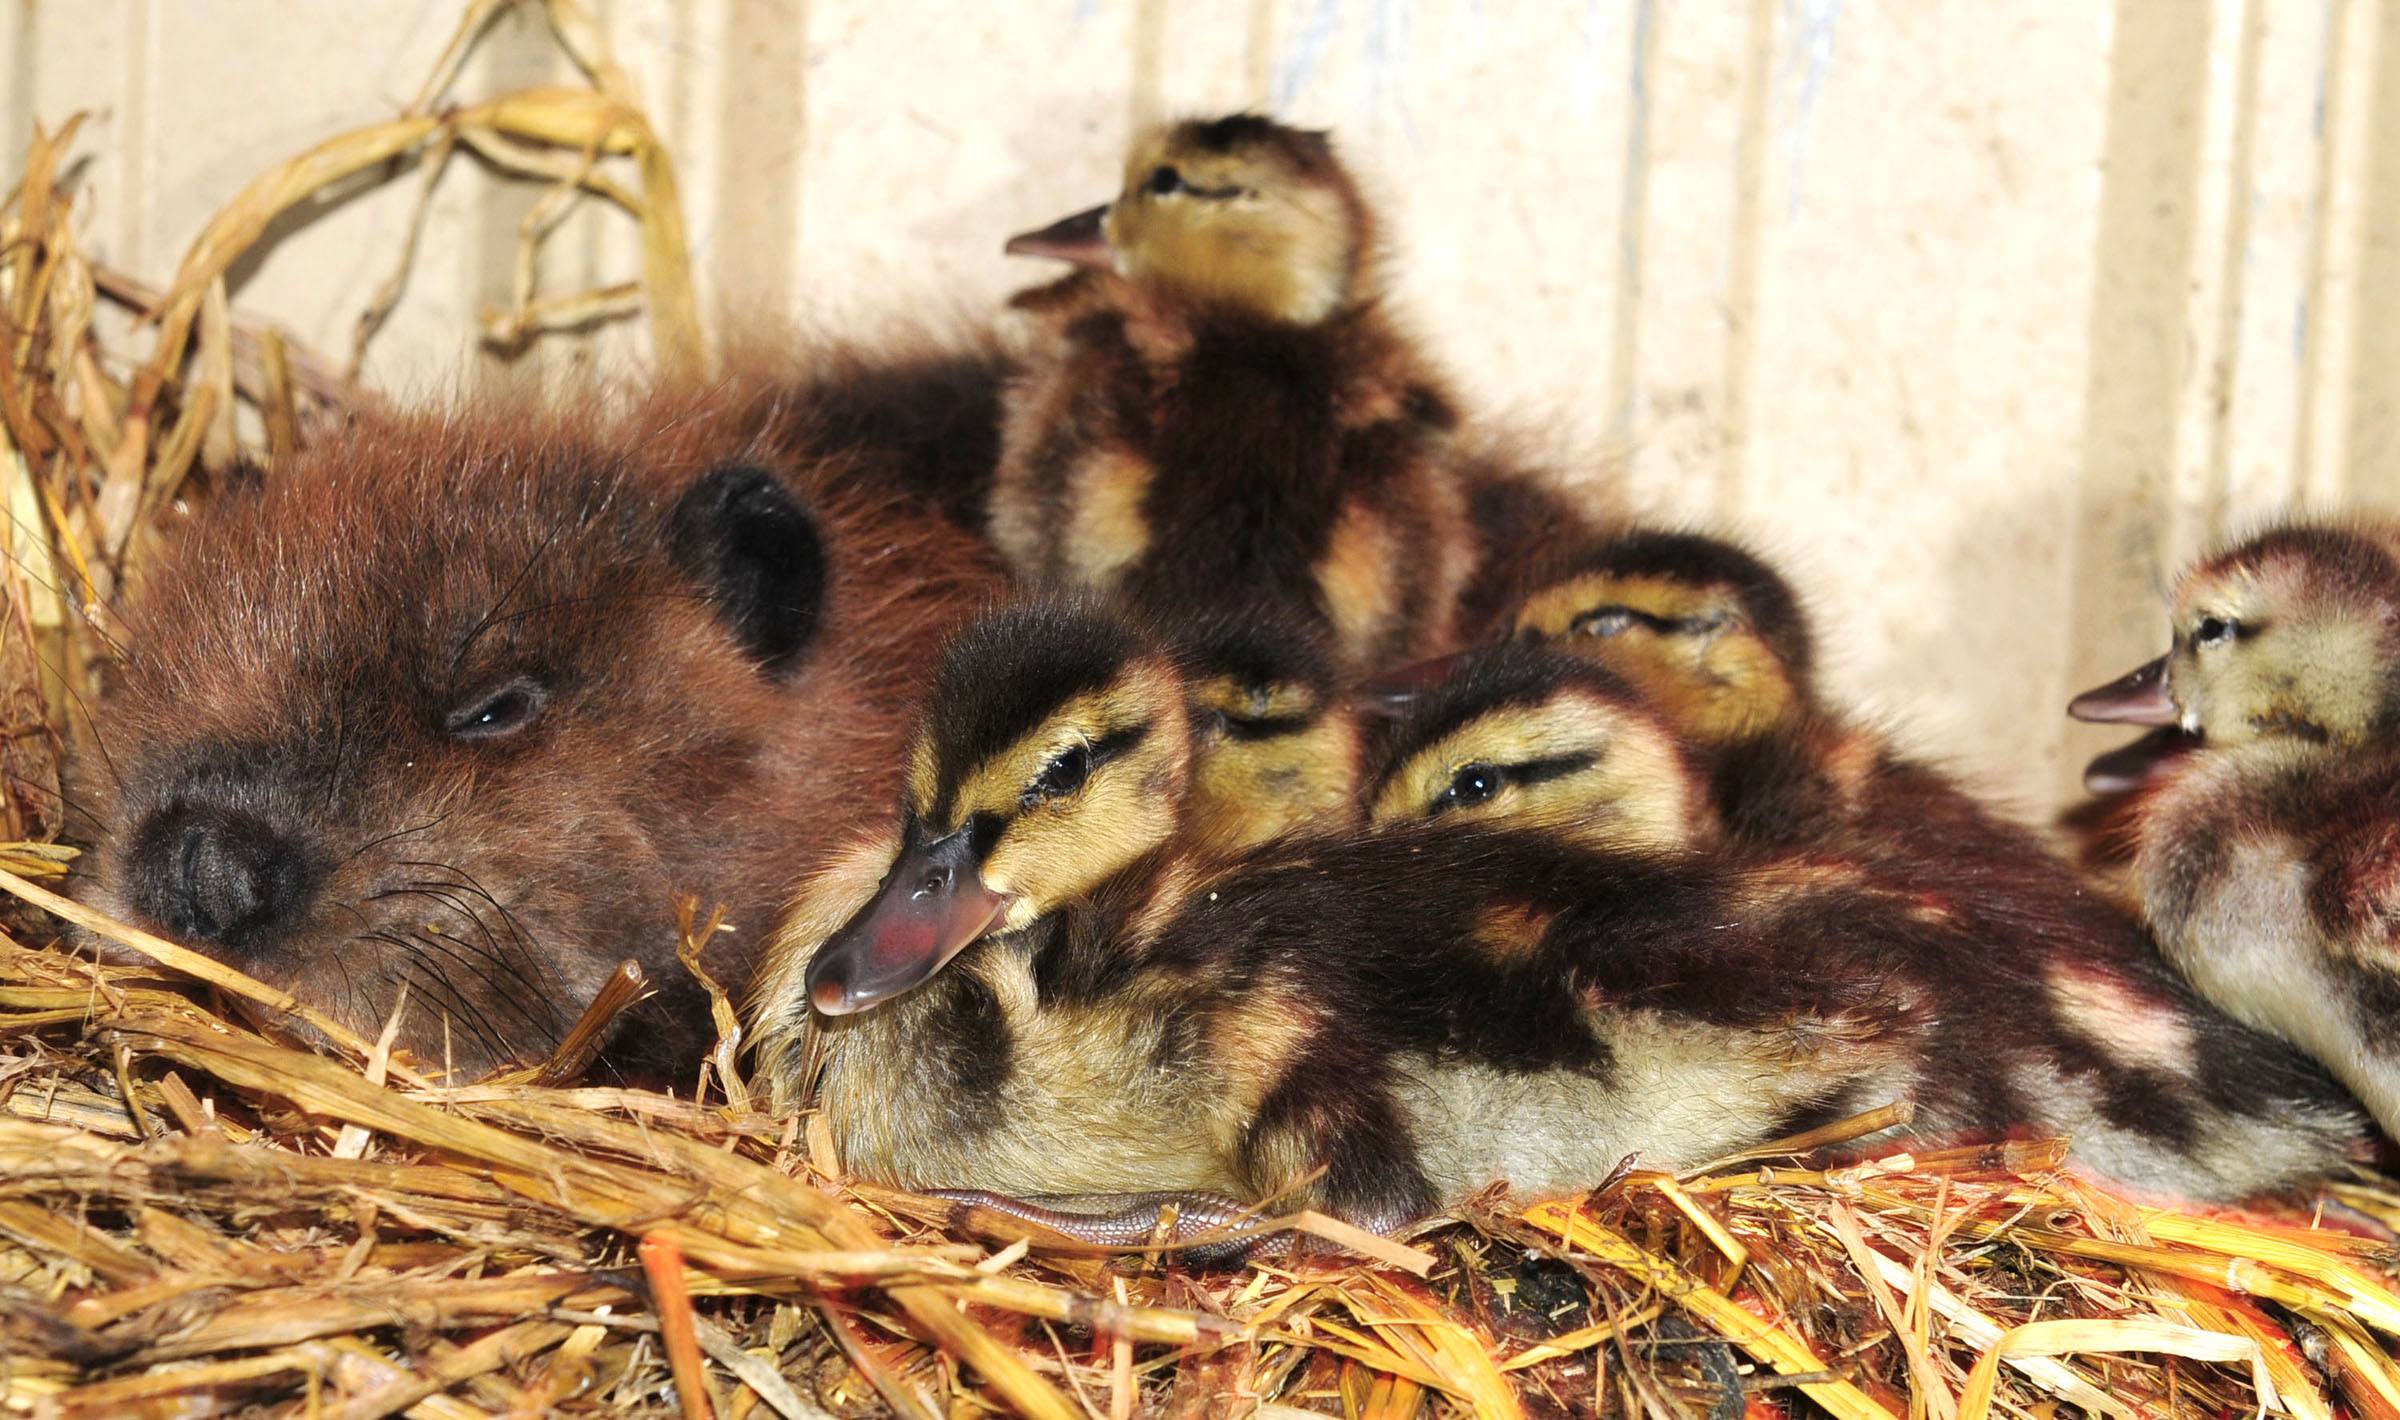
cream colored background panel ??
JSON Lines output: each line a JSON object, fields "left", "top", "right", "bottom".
{"left": 5, "top": 0, "right": 2396, "bottom": 817}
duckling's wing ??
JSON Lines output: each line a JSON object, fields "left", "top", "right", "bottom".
{"left": 2312, "top": 793, "right": 2400, "bottom": 954}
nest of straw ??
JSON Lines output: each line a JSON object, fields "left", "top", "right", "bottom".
{"left": 3, "top": 5, "right": 2399, "bottom": 1417}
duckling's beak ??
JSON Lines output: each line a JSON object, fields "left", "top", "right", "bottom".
{"left": 2082, "top": 726, "right": 2199, "bottom": 794}
{"left": 1356, "top": 652, "right": 1467, "bottom": 716}
{"left": 803, "top": 827, "right": 1011, "bottom": 1017}
{"left": 2067, "top": 656, "right": 2178, "bottom": 726}
{"left": 1005, "top": 204, "right": 1114, "bottom": 267}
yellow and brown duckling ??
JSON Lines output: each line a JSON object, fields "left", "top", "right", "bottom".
{"left": 1364, "top": 643, "right": 1715, "bottom": 854}
{"left": 1174, "top": 602, "right": 1369, "bottom": 853}
{"left": 749, "top": 599, "right": 1959, "bottom": 1252}
{"left": 752, "top": 598, "right": 1373, "bottom": 1211}
{"left": 992, "top": 113, "right": 1473, "bottom": 675}
{"left": 1502, "top": 528, "right": 1813, "bottom": 741}
{"left": 2069, "top": 519, "right": 2400, "bottom": 1137}
{"left": 1371, "top": 642, "right": 2369, "bottom": 1200}
{"left": 1488, "top": 529, "right": 2053, "bottom": 861}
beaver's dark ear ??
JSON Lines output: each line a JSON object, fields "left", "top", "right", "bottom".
{"left": 669, "top": 464, "right": 828, "bottom": 676}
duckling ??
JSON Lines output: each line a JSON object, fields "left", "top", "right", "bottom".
{"left": 2068, "top": 519, "right": 2400, "bottom": 1137}
{"left": 1363, "top": 642, "right": 1716, "bottom": 853}
{"left": 992, "top": 113, "right": 1473, "bottom": 676}
{"left": 1368, "top": 642, "right": 2368, "bottom": 1200}
{"left": 1176, "top": 602, "right": 1368, "bottom": 853}
{"left": 750, "top": 599, "right": 1941, "bottom": 1247}
{"left": 1495, "top": 529, "right": 2058, "bottom": 861}
{"left": 1504, "top": 529, "right": 1815, "bottom": 746}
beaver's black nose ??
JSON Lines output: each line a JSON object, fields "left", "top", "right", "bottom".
{"left": 127, "top": 803, "right": 314, "bottom": 947}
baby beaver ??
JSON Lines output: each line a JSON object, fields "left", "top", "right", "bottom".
{"left": 75, "top": 371, "right": 1000, "bottom": 1079}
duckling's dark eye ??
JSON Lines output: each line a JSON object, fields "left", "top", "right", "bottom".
{"left": 1026, "top": 744, "right": 1094, "bottom": 804}
{"left": 1145, "top": 164, "right": 1185, "bottom": 196}
{"left": 1439, "top": 763, "right": 1505, "bottom": 810}
{"left": 445, "top": 679, "right": 545, "bottom": 741}
{"left": 2194, "top": 615, "right": 2238, "bottom": 647}
{"left": 1572, "top": 607, "right": 1637, "bottom": 639}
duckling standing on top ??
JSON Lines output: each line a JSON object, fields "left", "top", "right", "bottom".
{"left": 996, "top": 114, "right": 1468, "bottom": 666}
{"left": 992, "top": 115, "right": 1592, "bottom": 848}
{"left": 1371, "top": 641, "right": 2365, "bottom": 1200}
{"left": 750, "top": 599, "right": 1944, "bottom": 1249}
{"left": 2069, "top": 520, "right": 2400, "bottom": 1138}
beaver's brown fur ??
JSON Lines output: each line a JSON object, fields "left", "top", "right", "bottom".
{"left": 75, "top": 370, "right": 1002, "bottom": 1080}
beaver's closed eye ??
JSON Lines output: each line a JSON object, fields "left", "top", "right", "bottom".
{"left": 446, "top": 679, "right": 546, "bottom": 740}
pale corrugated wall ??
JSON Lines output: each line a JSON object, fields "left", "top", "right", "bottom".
{"left": 4, "top": 0, "right": 2396, "bottom": 817}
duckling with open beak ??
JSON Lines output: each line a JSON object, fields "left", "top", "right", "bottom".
{"left": 2069, "top": 519, "right": 2400, "bottom": 1139}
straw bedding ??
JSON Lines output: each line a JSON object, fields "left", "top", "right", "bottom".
{"left": 3, "top": 4, "right": 2396, "bottom": 1416}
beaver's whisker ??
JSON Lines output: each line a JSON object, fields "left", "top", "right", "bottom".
{"left": 387, "top": 941, "right": 516, "bottom": 1067}
{"left": 4, "top": 773, "right": 114, "bottom": 840}
{"left": 452, "top": 518, "right": 573, "bottom": 676}
{"left": 0, "top": 534, "right": 130, "bottom": 661}
{"left": 342, "top": 808, "right": 457, "bottom": 865}
{"left": 376, "top": 881, "right": 507, "bottom": 962}
{"left": 389, "top": 921, "right": 557, "bottom": 1040}
{"left": 396, "top": 861, "right": 549, "bottom": 978}
{"left": 30, "top": 649, "right": 124, "bottom": 793}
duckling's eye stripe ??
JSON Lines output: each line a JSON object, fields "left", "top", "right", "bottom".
{"left": 1513, "top": 751, "right": 1601, "bottom": 787}
{"left": 1220, "top": 712, "right": 1317, "bottom": 742}
{"left": 1083, "top": 721, "right": 1151, "bottom": 769}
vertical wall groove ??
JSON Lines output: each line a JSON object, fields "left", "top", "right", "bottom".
{"left": 2342, "top": 0, "right": 2400, "bottom": 505}
{"left": 115, "top": 0, "right": 154, "bottom": 270}
{"left": 3, "top": 2, "right": 36, "bottom": 174}
{"left": 1715, "top": 0, "right": 1778, "bottom": 521}
{"left": 2200, "top": 0, "right": 2267, "bottom": 546}
{"left": 1130, "top": 0, "right": 1166, "bottom": 133}
{"left": 713, "top": 0, "right": 807, "bottom": 319}
{"left": 2294, "top": 0, "right": 2355, "bottom": 507}
{"left": 1245, "top": 0, "right": 1276, "bottom": 109}
{"left": 2060, "top": 0, "right": 2212, "bottom": 797}
{"left": 1607, "top": 0, "right": 1658, "bottom": 446}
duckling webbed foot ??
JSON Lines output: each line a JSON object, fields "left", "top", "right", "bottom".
{"left": 926, "top": 1189, "right": 1277, "bottom": 1267}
